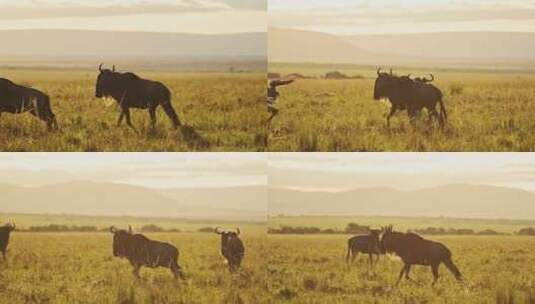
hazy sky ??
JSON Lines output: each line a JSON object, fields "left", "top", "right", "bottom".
{"left": 269, "top": 0, "right": 535, "bottom": 34}
{"left": 0, "top": 0, "right": 266, "bottom": 33}
{"left": 269, "top": 153, "right": 535, "bottom": 192}
{"left": 0, "top": 153, "right": 266, "bottom": 189}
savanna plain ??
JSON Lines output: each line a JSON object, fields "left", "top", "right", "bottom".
{"left": 268, "top": 63, "right": 535, "bottom": 152}
{"left": 0, "top": 214, "right": 268, "bottom": 304}
{"left": 0, "top": 68, "right": 266, "bottom": 152}
{"left": 268, "top": 216, "right": 535, "bottom": 304}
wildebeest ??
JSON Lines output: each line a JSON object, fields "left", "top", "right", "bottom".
{"left": 380, "top": 225, "right": 462, "bottom": 285}
{"left": 346, "top": 229, "right": 383, "bottom": 266}
{"left": 0, "top": 220, "right": 15, "bottom": 261}
{"left": 373, "top": 68, "right": 447, "bottom": 127}
{"left": 110, "top": 226, "right": 185, "bottom": 279}
{"left": 215, "top": 227, "right": 245, "bottom": 272}
{"left": 0, "top": 78, "right": 58, "bottom": 130}
{"left": 95, "top": 64, "right": 181, "bottom": 130}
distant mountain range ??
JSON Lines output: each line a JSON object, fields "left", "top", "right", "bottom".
{"left": 269, "top": 184, "right": 535, "bottom": 220}
{"left": 0, "top": 181, "right": 266, "bottom": 221}
{"left": 269, "top": 28, "right": 535, "bottom": 69}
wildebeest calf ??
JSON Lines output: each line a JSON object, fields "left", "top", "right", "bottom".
{"left": 346, "top": 229, "right": 382, "bottom": 266}
{"left": 215, "top": 227, "right": 245, "bottom": 272}
{"left": 95, "top": 64, "right": 181, "bottom": 131}
{"left": 110, "top": 226, "right": 185, "bottom": 279}
{"left": 0, "top": 221, "right": 15, "bottom": 261}
{"left": 0, "top": 78, "right": 58, "bottom": 130}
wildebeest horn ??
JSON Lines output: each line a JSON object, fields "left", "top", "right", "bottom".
{"left": 428, "top": 74, "right": 434, "bottom": 82}
{"left": 236, "top": 227, "right": 240, "bottom": 235}
{"left": 99, "top": 63, "right": 103, "bottom": 72}
{"left": 112, "top": 65, "right": 116, "bottom": 72}
{"left": 214, "top": 227, "right": 223, "bottom": 234}
{"left": 389, "top": 68, "right": 393, "bottom": 75}
{"left": 128, "top": 225, "right": 132, "bottom": 233}
{"left": 10, "top": 219, "right": 15, "bottom": 230}
{"left": 407, "top": 74, "right": 412, "bottom": 79}
{"left": 377, "top": 67, "right": 382, "bottom": 76}
{"left": 109, "top": 226, "right": 116, "bottom": 233}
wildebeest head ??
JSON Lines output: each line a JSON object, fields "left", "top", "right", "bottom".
{"left": 373, "top": 68, "right": 396, "bottom": 101}
{"left": 95, "top": 63, "right": 116, "bottom": 98}
{"left": 380, "top": 225, "right": 398, "bottom": 254}
{"left": 110, "top": 225, "right": 132, "bottom": 257}
{"left": 214, "top": 227, "right": 240, "bottom": 249}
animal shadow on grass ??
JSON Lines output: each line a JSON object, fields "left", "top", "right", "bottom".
{"left": 179, "top": 124, "right": 210, "bottom": 150}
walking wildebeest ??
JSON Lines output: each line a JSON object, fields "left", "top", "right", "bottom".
{"left": 110, "top": 226, "right": 185, "bottom": 279}
{"left": 380, "top": 226, "right": 462, "bottom": 285}
{"left": 0, "top": 78, "right": 58, "bottom": 130}
{"left": 346, "top": 229, "right": 383, "bottom": 266}
{"left": 373, "top": 68, "right": 447, "bottom": 127}
{"left": 0, "top": 220, "right": 15, "bottom": 261}
{"left": 215, "top": 227, "right": 245, "bottom": 272}
{"left": 95, "top": 64, "right": 181, "bottom": 131}
{"left": 267, "top": 79, "right": 294, "bottom": 123}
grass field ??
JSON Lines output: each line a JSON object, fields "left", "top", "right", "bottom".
{"left": 0, "top": 68, "right": 267, "bottom": 152}
{"left": 1, "top": 232, "right": 269, "bottom": 304}
{"left": 268, "top": 63, "right": 535, "bottom": 151}
{"left": 268, "top": 234, "right": 535, "bottom": 303}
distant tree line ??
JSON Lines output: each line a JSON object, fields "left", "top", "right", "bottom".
{"left": 17, "top": 224, "right": 235, "bottom": 233}
{"left": 269, "top": 222, "right": 535, "bottom": 236}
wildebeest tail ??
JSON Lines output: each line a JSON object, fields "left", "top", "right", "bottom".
{"left": 443, "top": 256, "right": 462, "bottom": 281}
{"left": 346, "top": 239, "right": 352, "bottom": 264}
{"left": 162, "top": 99, "right": 181, "bottom": 128}
{"left": 438, "top": 97, "right": 448, "bottom": 124}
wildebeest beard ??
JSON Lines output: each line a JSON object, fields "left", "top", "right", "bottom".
{"left": 95, "top": 64, "right": 181, "bottom": 130}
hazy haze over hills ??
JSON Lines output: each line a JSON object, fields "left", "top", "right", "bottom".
{"left": 0, "top": 181, "right": 266, "bottom": 222}
{"left": 269, "top": 184, "right": 535, "bottom": 220}
{"left": 269, "top": 28, "right": 535, "bottom": 69}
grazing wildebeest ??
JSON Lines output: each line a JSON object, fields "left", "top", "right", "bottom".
{"left": 95, "top": 64, "right": 181, "bottom": 131}
{"left": 110, "top": 226, "right": 185, "bottom": 279}
{"left": 267, "top": 79, "right": 294, "bottom": 123}
{"left": 380, "top": 226, "right": 462, "bottom": 285}
{"left": 0, "top": 78, "right": 58, "bottom": 130}
{"left": 215, "top": 227, "right": 245, "bottom": 272}
{"left": 414, "top": 74, "right": 434, "bottom": 84}
{"left": 0, "top": 220, "right": 15, "bottom": 261}
{"left": 346, "top": 229, "right": 383, "bottom": 266}
{"left": 373, "top": 68, "right": 447, "bottom": 127}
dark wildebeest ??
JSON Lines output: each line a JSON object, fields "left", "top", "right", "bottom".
{"left": 0, "top": 78, "right": 58, "bottom": 130}
{"left": 346, "top": 229, "right": 383, "bottom": 266}
{"left": 373, "top": 68, "right": 447, "bottom": 127}
{"left": 95, "top": 64, "right": 181, "bottom": 131}
{"left": 0, "top": 220, "right": 15, "bottom": 261}
{"left": 414, "top": 74, "right": 434, "bottom": 84}
{"left": 110, "top": 226, "right": 185, "bottom": 279}
{"left": 267, "top": 79, "right": 294, "bottom": 123}
{"left": 380, "top": 226, "right": 462, "bottom": 285}
{"left": 215, "top": 227, "right": 245, "bottom": 272}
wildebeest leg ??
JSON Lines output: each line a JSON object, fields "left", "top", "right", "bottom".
{"left": 132, "top": 264, "right": 141, "bottom": 278}
{"left": 123, "top": 108, "right": 137, "bottom": 132}
{"left": 387, "top": 105, "right": 398, "bottom": 127}
{"left": 1, "top": 250, "right": 5, "bottom": 261}
{"left": 117, "top": 111, "right": 125, "bottom": 126}
{"left": 431, "top": 263, "right": 440, "bottom": 285}
{"left": 149, "top": 107, "right": 157, "bottom": 128}
{"left": 351, "top": 250, "right": 357, "bottom": 265}
{"left": 396, "top": 264, "right": 409, "bottom": 286}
